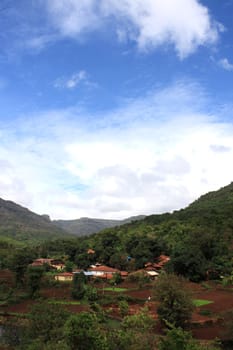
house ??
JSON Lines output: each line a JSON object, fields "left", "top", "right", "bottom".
{"left": 144, "top": 255, "right": 170, "bottom": 271}
{"left": 31, "top": 258, "right": 65, "bottom": 270}
{"left": 153, "top": 255, "right": 170, "bottom": 270}
{"left": 54, "top": 272, "right": 73, "bottom": 281}
{"left": 88, "top": 265, "right": 128, "bottom": 280}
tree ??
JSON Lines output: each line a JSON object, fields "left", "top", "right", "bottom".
{"left": 107, "top": 308, "right": 156, "bottom": 350}
{"left": 158, "top": 325, "right": 220, "bottom": 350}
{"left": 75, "top": 253, "right": 92, "bottom": 270}
{"left": 110, "top": 272, "right": 122, "bottom": 285}
{"left": 64, "top": 312, "right": 108, "bottom": 350}
{"left": 26, "top": 265, "right": 44, "bottom": 298}
{"left": 9, "top": 248, "right": 36, "bottom": 286}
{"left": 85, "top": 285, "right": 98, "bottom": 301}
{"left": 65, "top": 260, "right": 74, "bottom": 272}
{"left": 118, "top": 300, "right": 129, "bottom": 317}
{"left": 20, "top": 302, "right": 69, "bottom": 347}
{"left": 71, "top": 272, "right": 87, "bottom": 299}
{"left": 169, "top": 243, "right": 208, "bottom": 282}
{"left": 153, "top": 273, "right": 194, "bottom": 328}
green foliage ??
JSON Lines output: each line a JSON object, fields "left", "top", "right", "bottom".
{"left": 122, "top": 307, "right": 155, "bottom": 331}
{"left": 4, "top": 181, "right": 233, "bottom": 287}
{"left": 0, "top": 198, "right": 73, "bottom": 244}
{"left": 158, "top": 326, "right": 220, "bottom": 350}
{"left": 168, "top": 239, "right": 208, "bottom": 282}
{"left": 110, "top": 272, "right": 122, "bottom": 285}
{"left": 118, "top": 300, "right": 129, "bottom": 317}
{"left": 126, "top": 271, "right": 150, "bottom": 286}
{"left": 64, "top": 260, "right": 74, "bottom": 272}
{"left": 107, "top": 308, "right": 156, "bottom": 350}
{"left": 103, "top": 287, "right": 127, "bottom": 292}
{"left": 26, "top": 266, "right": 44, "bottom": 298}
{"left": 18, "top": 302, "right": 70, "bottom": 348}
{"left": 85, "top": 285, "right": 98, "bottom": 301}
{"left": 29, "top": 302, "right": 69, "bottom": 340}
{"left": 75, "top": 252, "right": 93, "bottom": 269}
{"left": 64, "top": 312, "right": 109, "bottom": 350}
{"left": 71, "top": 272, "right": 87, "bottom": 299}
{"left": 153, "top": 273, "right": 194, "bottom": 328}
{"left": 9, "top": 248, "right": 36, "bottom": 286}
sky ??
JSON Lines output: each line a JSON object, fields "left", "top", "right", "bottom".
{"left": 1, "top": 0, "right": 233, "bottom": 220}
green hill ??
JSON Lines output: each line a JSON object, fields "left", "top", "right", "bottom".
{"left": 53, "top": 215, "right": 146, "bottom": 236}
{"left": 0, "top": 198, "right": 72, "bottom": 244}
{"left": 75, "top": 183, "right": 233, "bottom": 281}
{"left": 143, "top": 182, "right": 233, "bottom": 233}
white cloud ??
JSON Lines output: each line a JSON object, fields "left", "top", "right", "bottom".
{"left": 44, "top": 0, "right": 221, "bottom": 58}
{"left": 218, "top": 57, "right": 233, "bottom": 71}
{"left": 1, "top": 81, "right": 233, "bottom": 220}
{"left": 54, "top": 70, "right": 89, "bottom": 89}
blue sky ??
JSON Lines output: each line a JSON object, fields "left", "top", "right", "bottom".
{"left": 1, "top": 0, "right": 233, "bottom": 219}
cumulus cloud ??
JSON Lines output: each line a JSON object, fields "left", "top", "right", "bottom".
{"left": 44, "top": 0, "right": 221, "bottom": 58}
{"left": 1, "top": 81, "right": 233, "bottom": 219}
{"left": 218, "top": 57, "right": 233, "bottom": 71}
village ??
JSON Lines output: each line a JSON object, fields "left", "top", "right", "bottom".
{"left": 30, "top": 253, "right": 170, "bottom": 282}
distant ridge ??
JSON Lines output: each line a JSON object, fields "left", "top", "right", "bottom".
{"left": 0, "top": 198, "right": 71, "bottom": 243}
{"left": 53, "top": 215, "right": 146, "bottom": 236}
{"left": 1, "top": 181, "right": 233, "bottom": 244}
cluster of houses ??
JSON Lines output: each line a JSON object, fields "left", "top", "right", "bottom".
{"left": 54, "top": 265, "right": 128, "bottom": 282}
{"left": 30, "top": 254, "right": 170, "bottom": 282}
{"left": 31, "top": 258, "right": 65, "bottom": 270}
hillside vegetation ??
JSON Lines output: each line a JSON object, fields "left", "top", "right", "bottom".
{"left": 31, "top": 182, "right": 233, "bottom": 283}
{"left": 0, "top": 198, "right": 72, "bottom": 244}
{"left": 1, "top": 183, "right": 233, "bottom": 282}
{"left": 53, "top": 215, "right": 146, "bottom": 235}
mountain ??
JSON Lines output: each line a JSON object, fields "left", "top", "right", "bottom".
{"left": 142, "top": 182, "right": 233, "bottom": 234}
{"left": 1, "top": 181, "right": 233, "bottom": 245}
{"left": 53, "top": 215, "right": 146, "bottom": 236}
{"left": 0, "top": 198, "right": 72, "bottom": 243}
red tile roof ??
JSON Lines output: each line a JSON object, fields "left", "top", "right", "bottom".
{"left": 89, "top": 265, "right": 120, "bottom": 273}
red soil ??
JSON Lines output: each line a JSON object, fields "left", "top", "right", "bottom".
{"left": 1, "top": 275, "right": 233, "bottom": 342}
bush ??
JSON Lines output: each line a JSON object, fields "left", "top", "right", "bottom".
{"left": 85, "top": 285, "right": 98, "bottom": 301}
{"left": 153, "top": 273, "right": 194, "bottom": 328}
{"left": 118, "top": 300, "right": 129, "bottom": 317}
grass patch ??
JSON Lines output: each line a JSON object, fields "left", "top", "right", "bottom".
{"left": 103, "top": 287, "right": 127, "bottom": 292}
{"left": 48, "top": 300, "right": 81, "bottom": 305}
{"left": 193, "top": 299, "right": 213, "bottom": 307}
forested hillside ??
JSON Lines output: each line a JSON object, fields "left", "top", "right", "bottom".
{"left": 35, "top": 182, "right": 233, "bottom": 283}
{"left": 0, "top": 198, "right": 72, "bottom": 244}
{"left": 53, "top": 215, "right": 146, "bottom": 236}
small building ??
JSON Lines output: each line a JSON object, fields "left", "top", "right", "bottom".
{"left": 54, "top": 272, "right": 73, "bottom": 282}
{"left": 31, "top": 258, "right": 65, "bottom": 270}
{"left": 87, "top": 265, "right": 128, "bottom": 280}
{"left": 89, "top": 265, "right": 119, "bottom": 275}
{"left": 144, "top": 255, "right": 170, "bottom": 271}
